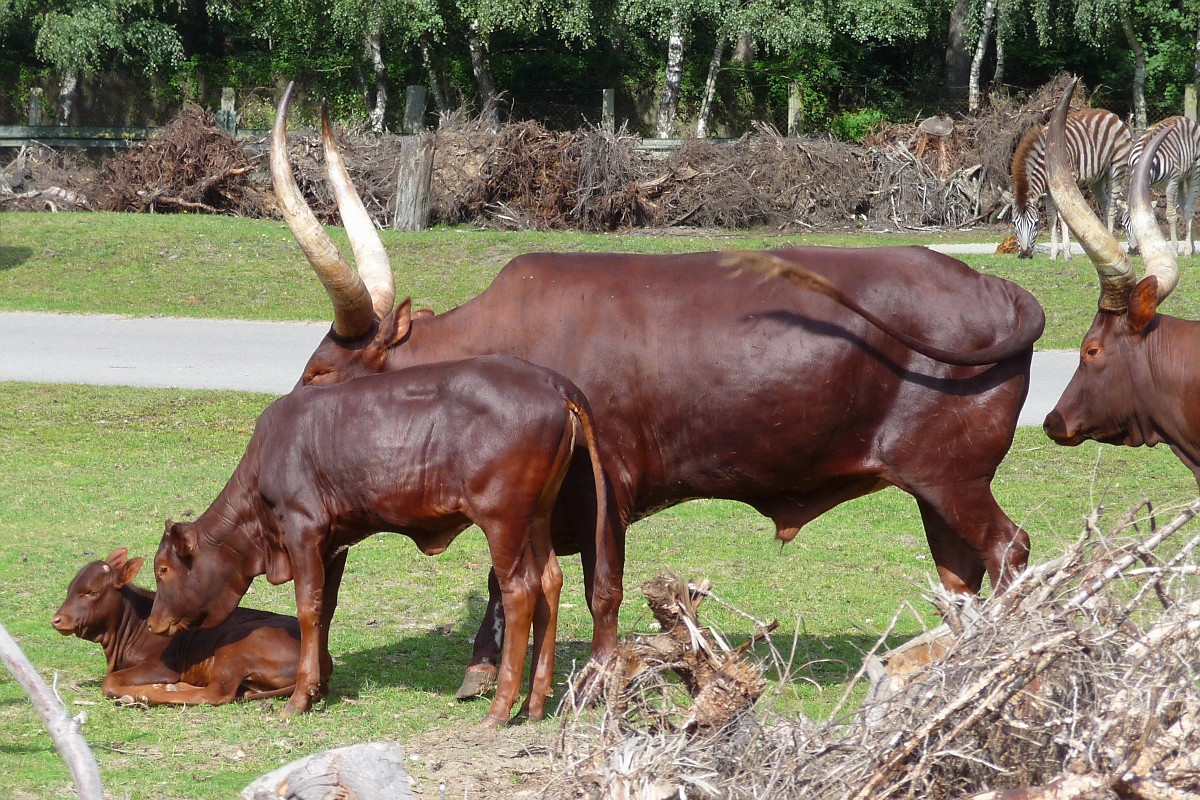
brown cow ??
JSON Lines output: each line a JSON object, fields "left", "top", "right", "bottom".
{"left": 1041, "top": 82, "right": 1196, "bottom": 480}
{"left": 148, "top": 355, "right": 608, "bottom": 725}
{"left": 272, "top": 85, "right": 1045, "bottom": 699}
{"left": 52, "top": 548, "right": 299, "bottom": 705}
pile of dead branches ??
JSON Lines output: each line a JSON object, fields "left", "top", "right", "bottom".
{"left": 550, "top": 497, "right": 1200, "bottom": 800}
{"left": 98, "top": 103, "right": 268, "bottom": 215}
{"left": 0, "top": 145, "right": 95, "bottom": 211}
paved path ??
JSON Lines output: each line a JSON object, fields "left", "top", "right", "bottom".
{"left": 0, "top": 311, "right": 1074, "bottom": 427}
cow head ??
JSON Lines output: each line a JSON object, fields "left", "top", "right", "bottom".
{"left": 271, "top": 83, "right": 411, "bottom": 387}
{"left": 52, "top": 548, "right": 143, "bottom": 641}
{"left": 1041, "top": 80, "right": 1178, "bottom": 448}
{"left": 147, "top": 519, "right": 255, "bottom": 636}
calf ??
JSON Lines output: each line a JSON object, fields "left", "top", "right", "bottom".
{"left": 147, "top": 355, "right": 609, "bottom": 726}
{"left": 52, "top": 548, "right": 300, "bottom": 705}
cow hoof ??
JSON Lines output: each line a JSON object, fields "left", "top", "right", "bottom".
{"left": 479, "top": 714, "right": 507, "bottom": 729}
{"left": 281, "top": 700, "right": 309, "bottom": 717}
{"left": 456, "top": 667, "right": 497, "bottom": 700}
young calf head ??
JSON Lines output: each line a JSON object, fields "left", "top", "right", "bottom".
{"left": 52, "top": 549, "right": 143, "bottom": 642}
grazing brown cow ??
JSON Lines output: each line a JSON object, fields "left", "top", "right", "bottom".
{"left": 52, "top": 548, "right": 299, "bottom": 705}
{"left": 271, "top": 85, "right": 1045, "bottom": 699}
{"left": 1041, "top": 82, "right": 1197, "bottom": 481}
{"left": 148, "top": 355, "right": 607, "bottom": 725}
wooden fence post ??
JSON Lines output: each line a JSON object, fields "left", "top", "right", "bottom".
{"left": 217, "top": 87, "right": 237, "bottom": 135}
{"left": 403, "top": 85, "right": 427, "bottom": 134}
{"left": 393, "top": 134, "right": 436, "bottom": 231}
{"left": 788, "top": 82, "right": 804, "bottom": 137}
{"left": 1186, "top": 84, "right": 1197, "bottom": 123}
{"left": 27, "top": 88, "right": 43, "bottom": 126}
{"left": 602, "top": 88, "right": 615, "bottom": 134}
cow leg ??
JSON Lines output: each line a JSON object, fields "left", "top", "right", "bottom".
{"left": 456, "top": 568, "right": 503, "bottom": 700}
{"left": 317, "top": 549, "right": 348, "bottom": 689}
{"left": 281, "top": 536, "right": 329, "bottom": 715}
{"left": 480, "top": 525, "right": 539, "bottom": 727}
{"left": 111, "top": 681, "right": 238, "bottom": 706}
{"left": 102, "top": 664, "right": 182, "bottom": 699}
{"left": 911, "top": 481, "right": 1030, "bottom": 594}
{"left": 521, "top": 528, "right": 564, "bottom": 721}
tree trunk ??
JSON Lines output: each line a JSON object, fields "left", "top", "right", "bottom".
{"left": 696, "top": 35, "right": 726, "bottom": 139}
{"left": 968, "top": 0, "right": 997, "bottom": 113}
{"left": 731, "top": 30, "right": 755, "bottom": 64}
{"left": 466, "top": 20, "right": 499, "bottom": 134}
{"left": 1118, "top": 1, "right": 1147, "bottom": 131}
{"left": 393, "top": 134, "right": 436, "bottom": 231}
{"left": 419, "top": 37, "right": 452, "bottom": 123}
{"left": 365, "top": 13, "right": 387, "bottom": 134}
{"left": 1194, "top": 11, "right": 1199, "bottom": 97}
{"left": 656, "top": 9, "right": 688, "bottom": 139}
{"left": 55, "top": 71, "right": 77, "bottom": 126}
{"left": 0, "top": 623, "right": 104, "bottom": 800}
{"left": 945, "top": 0, "right": 972, "bottom": 99}
{"left": 993, "top": 10, "right": 1006, "bottom": 95}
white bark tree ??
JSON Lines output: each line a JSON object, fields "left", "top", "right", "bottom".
{"left": 656, "top": 8, "right": 688, "bottom": 138}
{"left": 695, "top": 33, "right": 726, "bottom": 138}
{"left": 968, "top": 0, "right": 996, "bottom": 112}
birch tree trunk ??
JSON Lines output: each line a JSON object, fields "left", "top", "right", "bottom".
{"left": 945, "top": 0, "right": 972, "bottom": 98}
{"left": 365, "top": 13, "right": 387, "bottom": 134}
{"left": 696, "top": 35, "right": 726, "bottom": 139}
{"left": 655, "top": 9, "right": 687, "bottom": 139}
{"left": 993, "top": 5, "right": 1006, "bottom": 95}
{"left": 1118, "top": 1, "right": 1147, "bottom": 131}
{"left": 467, "top": 20, "right": 499, "bottom": 133}
{"left": 968, "top": 0, "right": 997, "bottom": 113}
{"left": 419, "top": 37, "right": 452, "bottom": 123}
{"left": 55, "top": 71, "right": 77, "bottom": 125}
{"left": 0, "top": 622, "right": 104, "bottom": 800}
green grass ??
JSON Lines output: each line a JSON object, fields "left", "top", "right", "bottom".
{"left": 1, "top": 382, "right": 1197, "bottom": 798}
{"left": 4, "top": 212, "right": 1196, "bottom": 349}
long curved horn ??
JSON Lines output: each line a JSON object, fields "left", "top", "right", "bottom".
{"left": 1045, "top": 78, "right": 1134, "bottom": 312}
{"left": 1128, "top": 122, "right": 1178, "bottom": 302}
{"left": 271, "top": 82, "right": 374, "bottom": 339}
{"left": 321, "top": 104, "right": 396, "bottom": 321}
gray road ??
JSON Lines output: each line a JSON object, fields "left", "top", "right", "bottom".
{"left": 0, "top": 310, "right": 1074, "bottom": 427}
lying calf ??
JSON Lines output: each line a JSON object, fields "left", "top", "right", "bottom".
{"left": 53, "top": 548, "right": 300, "bottom": 705}
{"left": 147, "top": 355, "right": 609, "bottom": 726}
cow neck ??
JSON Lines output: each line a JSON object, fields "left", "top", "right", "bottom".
{"left": 103, "top": 585, "right": 157, "bottom": 672}
{"left": 1143, "top": 314, "right": 1200, "bottom": 458}
{"left": 391, "top": 302, "right": 516, "bottom": 370}
{"left": 191, "top": 435, "right": 272, "bottom": 581}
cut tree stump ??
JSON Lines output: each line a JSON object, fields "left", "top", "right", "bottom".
{"left": 242, "top": 742, "right": 413, "bottom": 800}
{"left": 392, "top": 133, "right": 435, "bottom": 231}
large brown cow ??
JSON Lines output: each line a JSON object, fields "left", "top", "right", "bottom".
{"left": 272, "top": 84, "right": 1046, "bottom": 699}
{"left": 52, "top": 548, "right": 300, "bottom": 705}
{"left": 148, "top": 355, "right": 607, "bottom": 725}
{"left": 1041, "top": 82, "right": 1195, "bottom": 479}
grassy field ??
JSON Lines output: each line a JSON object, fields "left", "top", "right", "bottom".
{"left": 1, "top": 382, "right": 1198, "bottom": 798}
{"left": 3, "top": 212, "right": 1200, "bottom": 798}
{"left": 2, "top": 212, "right": 1198, "bottom": 349}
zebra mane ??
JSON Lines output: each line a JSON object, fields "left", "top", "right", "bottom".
{"left": 1011, "top": 125, "right": 1045, "bottom": 210}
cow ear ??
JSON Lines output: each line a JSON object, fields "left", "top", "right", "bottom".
{"left": 377, "top": 297, "right": 412, "bottom": 350}
{"left": 167, "top": 521, "right": 196, "bottom": 559}
{"left": 115, "top": 557, "right": 143, "bottom": 587}
{"left": 105, "top": 548, "right": 128, "bottom": 572}
{"left": 1127, "top": 275, "right": 1159, "bottom": 335}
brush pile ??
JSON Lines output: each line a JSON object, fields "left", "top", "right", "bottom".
{"left": 549, "top": 497, "right": 1200, "bottom": 800}
{"left": 0, "top": 145, "right": 94, "bottom": 211}
{"left": 98, "top": 103, "right": 267, "bottom": 215}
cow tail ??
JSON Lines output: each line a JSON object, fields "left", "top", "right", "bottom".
{"left": 563, "top": 395, "right": 609, "bottom": 590}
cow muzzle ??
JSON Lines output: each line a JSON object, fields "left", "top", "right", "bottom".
{"left": 1043, "top": 409, "right": 1082, "bottom": 446}
{"left": 50, "top": 613, "right": 74, "bottom": 634}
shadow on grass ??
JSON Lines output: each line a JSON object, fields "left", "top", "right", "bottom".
{"left": 0, "top": 246, "right": 33, "bottom": 270}
{"left": 329, "top": 613, "right": 914, "bottom": 711}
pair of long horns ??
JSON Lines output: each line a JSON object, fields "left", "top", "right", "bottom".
{"left": 1046, "top": 78, "right": 1178, "bottom": 312}
{"left": 270, "top": 82, "right": 396, "bottom": 338}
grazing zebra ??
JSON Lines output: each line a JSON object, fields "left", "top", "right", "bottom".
{"left": 1010, "top": 109, "right": 1132, "bottom": 260}
{"left": 1127, "top": 115, "right": 1200, "bottom": 257}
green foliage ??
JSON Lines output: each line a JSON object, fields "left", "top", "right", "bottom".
{"left": 32, "top": 0, "right": 183, "bottom": 75}
{"left": 830, "top": 106, "right": 885, "bottom": 140}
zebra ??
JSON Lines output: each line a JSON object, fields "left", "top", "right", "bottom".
{"left": 1010, "top": 109, "right": 1132, "bottom": 260}
{"left": 1126, "top": 115, "right": 1200, "bottom": 257}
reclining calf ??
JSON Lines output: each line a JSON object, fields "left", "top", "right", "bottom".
{"left": 147, "top": 354, "right": 608, "bottom": 726}
{"left": 52, "top": 548, "right": 300, "bottom": 705}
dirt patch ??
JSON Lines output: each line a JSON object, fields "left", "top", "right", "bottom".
{"left": 402, "top": 720, "right": 553, "bottom": 798}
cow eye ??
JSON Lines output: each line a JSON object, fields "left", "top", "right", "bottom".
{"left": 157, "top": 566, "right": 168, "bottom": 576}
{"left": 1086, "top": 347, "right": 1100, "bottom": 358}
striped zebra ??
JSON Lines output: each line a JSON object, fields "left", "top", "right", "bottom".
{"left": 1010, "top": 109, "right": 1132, "bottom": 260}
{"left": 1126, "top": 115, "right": 1200, "bottom": 257}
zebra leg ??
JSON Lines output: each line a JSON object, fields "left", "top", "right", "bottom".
{"left": 1167, "top": 175, "right": 1182, "bottom": 255}
{"left": 1048, "top": 197, "right": 1060, "bottom": 261}
{"left": 1184, "top": 169, "right": 1199, "bottom": 257}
